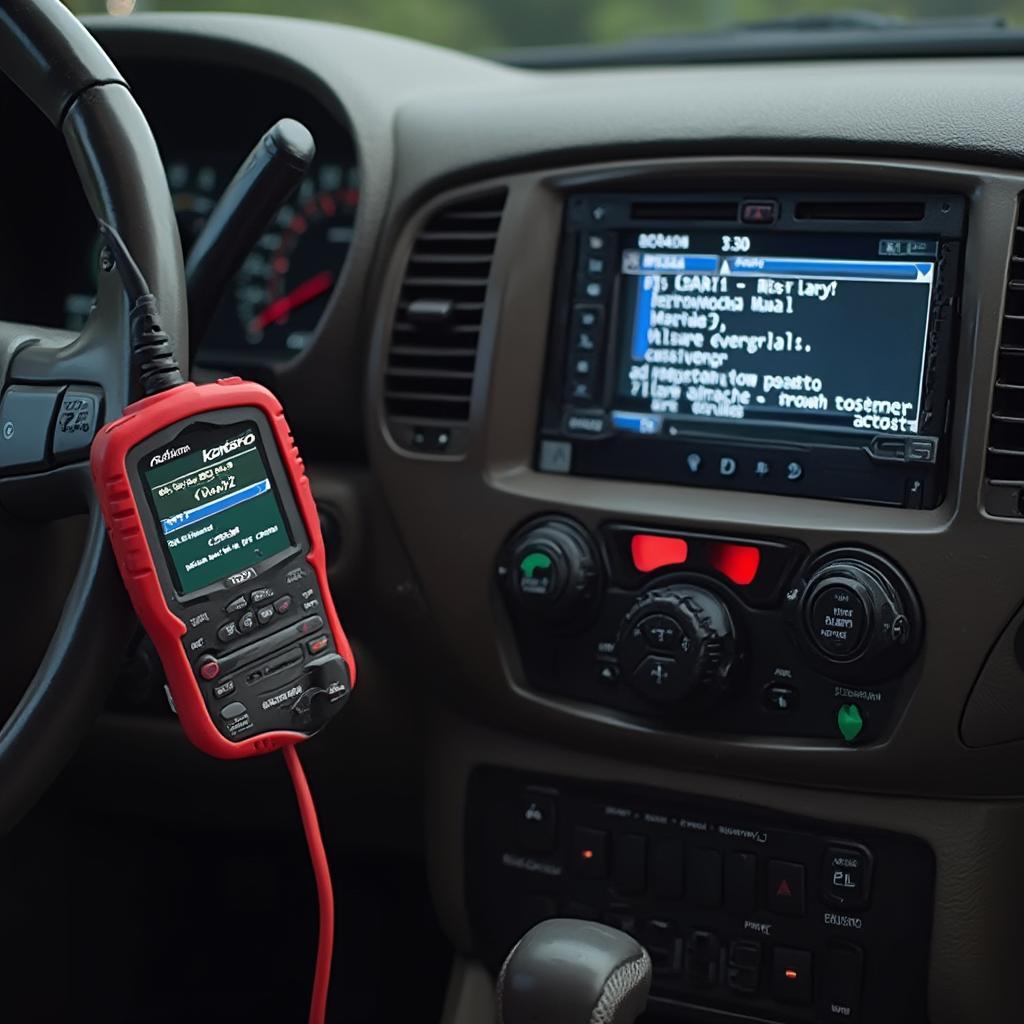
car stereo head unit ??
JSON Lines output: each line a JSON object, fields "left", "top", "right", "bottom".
{"left": 537, "top": 191, "right": 965, "bottom": 508}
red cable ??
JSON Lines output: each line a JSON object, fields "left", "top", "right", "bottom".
{"left": 283, "top": 743, "right": 334, "bottom": 1024}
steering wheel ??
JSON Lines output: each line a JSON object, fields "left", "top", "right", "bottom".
{"left": 0, "top": 0, "right": 186, "bottom": 833}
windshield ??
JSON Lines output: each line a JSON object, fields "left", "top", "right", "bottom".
{"left": 63, "top": 1, "right": 1023, "bottom": 55}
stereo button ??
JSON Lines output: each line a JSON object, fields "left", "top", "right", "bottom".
{"left": 612, "top": 834, "right": 647, "bottom": 895}
{"left": 515, "top": 790, "right": 557, "bottom": 853}
{"left": 652, "top": 838, "right": 684, "bottom": 899}
{"left": 727, "top": 939, "right": 762, "bottom": 994}
{"left": 684, "top": 930, "right": 720, "bottom": 987}
{"left": 571, "top": 827, "right": 608, "bottom": 879}
{"left": 690, "top": 848, "right": 723, "bottom": 908}
{"left": 768, "top": 860, "right": 806, "bottom": 916}
{"left": 725, "top": 852, "right": 758, "bottom": 913}
{"left": 633, "top": 655, "right": 686, "bottom": 701}
{"left": 824, "top": 945, "right": 864, "bottom": 1021}
{"left": 772, "top": 947, "right": 812, "bottom": 1004}
{"left": 809, "top": 585, "right": 868, "bottom": 658}
{"left": 638, "top": 615, "right": 681, "bottom": 651}
{"left": 823, "top": 844, "right": 871, "bottom": 909}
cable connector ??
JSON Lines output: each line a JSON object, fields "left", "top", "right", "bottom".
{"left": 98, "top": 220, "right": 186, "bottom": 397}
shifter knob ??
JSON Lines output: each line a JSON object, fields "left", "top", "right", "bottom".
{"left": 497, "top": 919, "right": 652, "bottom": 1024}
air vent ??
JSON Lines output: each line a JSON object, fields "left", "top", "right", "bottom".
{"left": 384, "top": 189, "right": 507, "bottom": 451}
{"left": 984, "top": 197, "right": 1024, "bottom": 515}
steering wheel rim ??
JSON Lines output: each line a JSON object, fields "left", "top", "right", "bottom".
{"left": 0, "top": 0, "right": 187, "bottom": 833}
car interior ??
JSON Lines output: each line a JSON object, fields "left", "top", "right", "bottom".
{"left": 3, "top": 2, "right": 1024, "bottom": 1022}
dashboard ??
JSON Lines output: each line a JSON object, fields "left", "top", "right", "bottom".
{"left": 8, "top": 12, "right": 1024, "bottom": 1024}
{"left": 3, "top": 56, "right": 358, "bottom": 367}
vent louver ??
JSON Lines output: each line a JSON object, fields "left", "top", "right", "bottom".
{"left": 384, "top": 189, "right": 507, "bottom": 451}
{"left": 985, "top": 197, "right": 1024, "bottom": 514}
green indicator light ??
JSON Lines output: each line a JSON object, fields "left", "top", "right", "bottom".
{"left": 520, "top": 551, "right": 553, "bottom": 579}
{"left": 837, "top": 703, "right": 864, "bottom": 743}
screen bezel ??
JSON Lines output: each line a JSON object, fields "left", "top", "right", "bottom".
{"left": 537, "top": 189, "right": 965, "bottom": 508}
{"left": 128, "top": 406, "right": 309, "bottom": 604}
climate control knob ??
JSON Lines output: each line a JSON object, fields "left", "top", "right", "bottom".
{"left": 617, "top": 586, "right": 740, "bottom": 705}
{"left": 789, "top": 549, "right": 920, "bottom": 681}
{"left": 500, "top": 518, "right": 601, "bottom": 623}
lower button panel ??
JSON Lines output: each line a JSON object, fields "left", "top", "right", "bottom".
{"left": 467, "top": 768, "right": 934, "bottom": 1024}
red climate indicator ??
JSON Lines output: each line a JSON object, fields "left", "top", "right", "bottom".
{"left": 709, "top": 542, "right": 761, "bottom": 586}
{"left": 631, "top": 534, "right": 689, "bottom": 573}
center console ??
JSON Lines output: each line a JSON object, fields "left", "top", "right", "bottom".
{"left": 468, "top": 768, "right": 934, "bottom": 1023}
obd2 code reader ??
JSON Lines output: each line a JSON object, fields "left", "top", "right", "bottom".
{"left": 89, "top": 221, "right": 352, "bottom": 1024}
{"left": 96, "top": 383, "right": 354, "bottom": 755}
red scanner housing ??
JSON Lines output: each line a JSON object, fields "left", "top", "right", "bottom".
{"left": 91, "top": 377, "right": 355, "bottom": 758}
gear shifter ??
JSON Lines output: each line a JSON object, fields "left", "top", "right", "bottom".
{"left": 497, "top": 919, "right": 652, "bottom": 1024}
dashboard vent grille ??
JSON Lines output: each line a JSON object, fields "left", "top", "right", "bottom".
{"left": 385, "top": 189, "right": 507, "bottom": 443}
{"left": 985, "top": 196, "right": 1024, "bottom": 511}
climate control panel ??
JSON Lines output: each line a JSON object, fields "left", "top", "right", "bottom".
{"left": 467, "top": 768, "right": 934, "bottom": 1024}
{"left": 496, "top": 518, "right": 923, "bottom": 743}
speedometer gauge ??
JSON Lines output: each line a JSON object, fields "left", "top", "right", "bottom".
{"left": 164, "top": 158, "right": 357, "bottom": 360}
{"left": 235, "top": 171, "right": 358, "bottom": 352}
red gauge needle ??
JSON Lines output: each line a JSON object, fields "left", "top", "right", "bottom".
{"left": 250, "top": 270, "right": 334, "bottom": 331}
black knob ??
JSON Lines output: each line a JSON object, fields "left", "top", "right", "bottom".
{"left": 790, "top": 550, "right": 919, "bottom": 680}
{"left": 617, "top": 586, "right": 739, "bottom": 704}
{"left": 501, "top": 518, "right": 601, "bottom": 622}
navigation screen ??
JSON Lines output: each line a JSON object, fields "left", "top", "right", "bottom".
{"left": 613, "top": 229, "right": 936, "bottom": 438}
{"left": 141, "top": 421, "right": 294, "bottom": 595}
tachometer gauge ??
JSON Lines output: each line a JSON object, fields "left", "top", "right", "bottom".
{"left": 234, "top": 165, "right": 358, "bottom": 354}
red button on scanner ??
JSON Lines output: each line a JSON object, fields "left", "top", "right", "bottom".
{"left": 199, "top": 655, "right": 221, "bottom": 681}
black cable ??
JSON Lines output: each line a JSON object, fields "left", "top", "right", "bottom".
{"left": 98, "top": 220, "right": 185, "bottom": 397}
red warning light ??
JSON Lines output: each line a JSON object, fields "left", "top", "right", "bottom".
{"left": 581, "top": 849, "right": 594, "bottom": 861}
{"left": 776, "top": 879, "right": 793, "bottom": 898}
{"left": 631, "top": 534, "right": 689, "bottom": 573}
{"left": 784, "top": 968, "right": 799, "bottom": 981}
{"left": 709, "top": 542, "right": 761, "bottom": 586}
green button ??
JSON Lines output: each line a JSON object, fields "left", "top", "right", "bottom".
{"left": 837, "top": 703, "right": 863, "bottom": 743}
{"left": 520, "top": 551, "right": 553, "bottom": 578}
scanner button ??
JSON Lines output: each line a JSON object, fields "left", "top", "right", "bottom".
{"left": 218, "top": 621, "right": 239, "bottom": 643}
{"left": 307, "top": 635, "right": 330, "bottom": 655}
{"left": 298, "top": 615, "right": 324, "bottom": 636}
{"left": 198, "top": 656, "right": 220, "bottom": 681}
